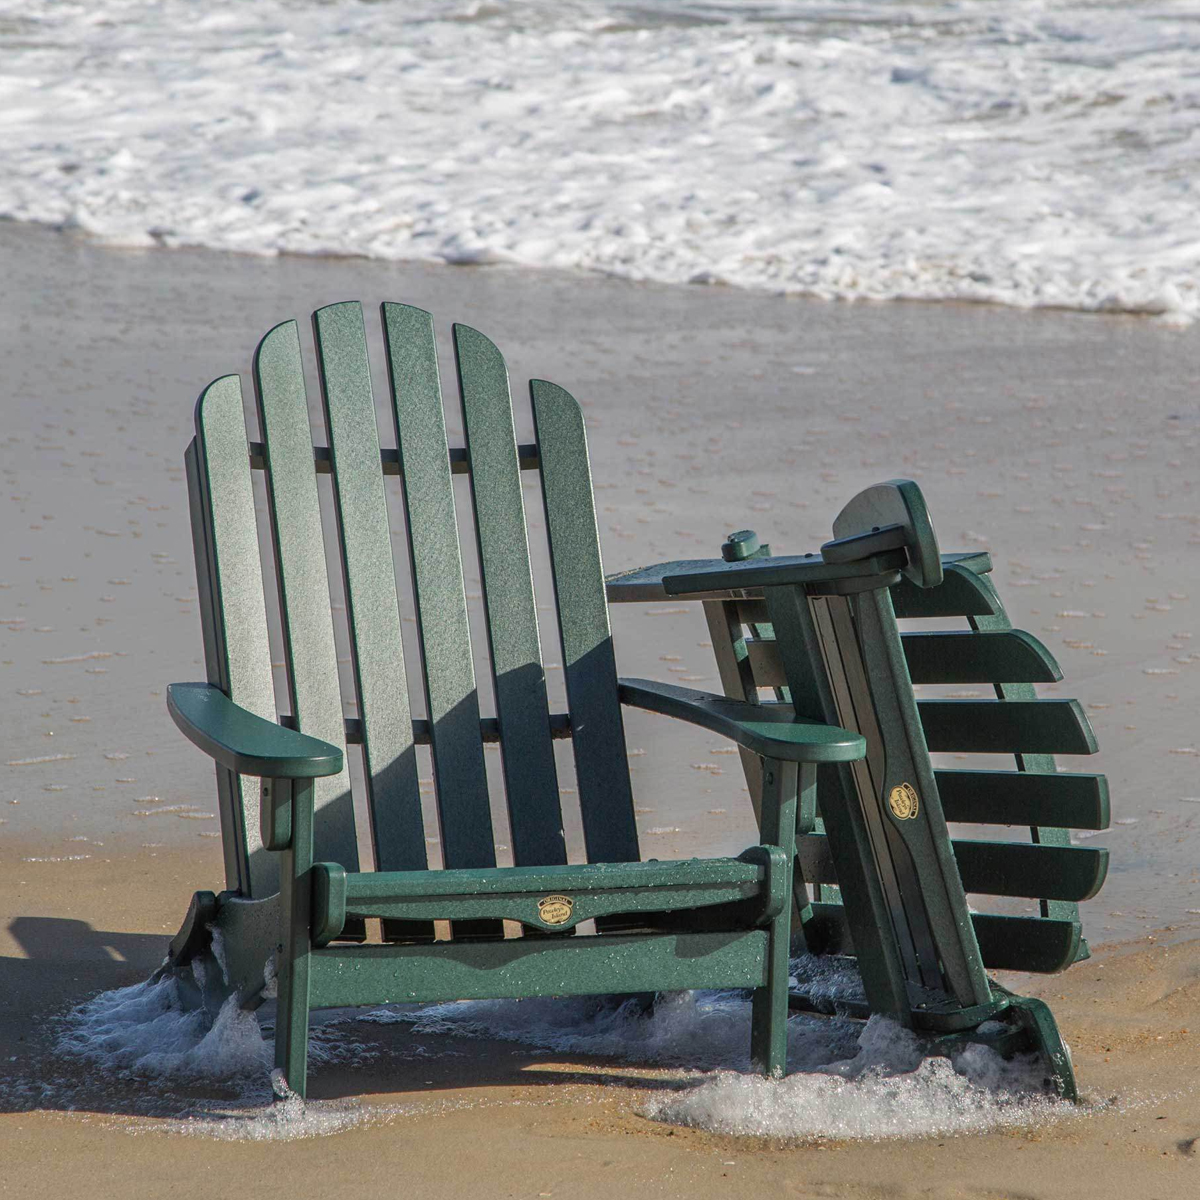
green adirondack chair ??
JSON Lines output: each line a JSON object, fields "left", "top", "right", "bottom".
{"left": 159, "top": 302, "right": 875, "bottom": 1099}
{"left": 606, "top": 482, "right": 1109, "bottom": 1100}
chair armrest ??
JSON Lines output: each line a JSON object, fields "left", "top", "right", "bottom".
{"left": 167, "top": 682, "right": 344, "bottom": 779}
{"left": 618, "top": 678, "right": 866, "bottom": 765}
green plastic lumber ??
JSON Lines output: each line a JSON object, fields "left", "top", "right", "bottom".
{"left": 310, "top": 849, "right": 788, "bottom": 945}
{"left": 743, "top": 628, "right": 1063, "bottom": 691}
{"left": 751, "top": 759, "right": 804, "bottom": 1077}
{"left": 185, "top": 442, "right": 250, "bottom": 896}
{"left": 936, "top": 769, "right": 1109, "bottom": 829}
{"left": 901, "top": 629, "right": 1062, "bottom": 685}
{"left": 191, "top": 376, "right": 282, "bottom": 898}
{"left": 604, "top": 551, "right": 993, "bottom": 606}
{"left": 798, "top": 832, "right": 1108, "bottom": 902}
{"left": 951, "top": 840, "right": 1109, "bottom": 902}
{"left": 455, "top": 324, "right": 564, "bottom": 866}
{"left": 617, "top": 678, "right": 867, "bottom": 764}
{"left": 313, "top": 303, "right": 427, "bottom": 874}
{"left": 829, "top": 479, "right": 943, "bottom": 588}
{"left": 532, "top": 379, "right": 640, "bottom": 865}
{"left": 752, "top": 582, "right": 913, "bottom": 1018}
{"left": 660, "top": 551, "right": 906, "bottom": 597}
{"left": 804, "top": 902, "right": 1083, "bottom": 975}
{"left": 382, "top": 303, "right": 494, "bottom": 877}
{"left": 810, "top": 583, "right": 992, "bottom": 1008}
{"left": 253, "top": 319, "right": 359, "bottom": 873}
{"left": 307, "top": 930, "right": 771, "bottom": 1009}
{"left": 167, "top": 682, "right": 344, "bottom": 779}
{"left": 246, "top": 441, "right": 542, "bottom": 476}
{"left": 275, "top": 775, "right": 315, "bottom": 1097}
{"left": 961, "top": 565, "right": 1083, "bottom": 919}
{"left": 890, "top": 559, "right": 1000, "bottom": 618}
{"left": 919, "top": 698, "right": 1098, "bottom": 755}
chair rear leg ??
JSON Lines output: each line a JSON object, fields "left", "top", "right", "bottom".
{"left": 749, "top": 760, "right": 803, "bottom": 1078}
{"left": 750, "top": 905, "right": 792, "bottom": 1077}
{"left": 272, "top": 778, "right": 314, "bottom": 1100}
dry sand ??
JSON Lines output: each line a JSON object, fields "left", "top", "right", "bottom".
{"left": 2, "top": 219, "right": 1200, "bottom": 1197}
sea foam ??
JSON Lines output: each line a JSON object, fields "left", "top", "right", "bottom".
{"left": 48, "top": 952, "right": 1071, "bottom": 1141}
{"left": 1, "top": 0, "right": 1197, "bottom": 321}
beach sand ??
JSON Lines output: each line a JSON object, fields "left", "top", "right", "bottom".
{"left": 2, "top": 219, "right": 1199, "bottom": 1197}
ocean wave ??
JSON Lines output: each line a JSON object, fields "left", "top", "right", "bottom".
{"left": 2, "top": 0, "right": 1197, "bottom": 320}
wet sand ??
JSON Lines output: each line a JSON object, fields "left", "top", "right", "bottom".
{"left": 2, "top": 219, "right": 1200, "bottom": 1196}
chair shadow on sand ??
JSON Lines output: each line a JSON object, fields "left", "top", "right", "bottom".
{"left": 0, "top": 915, "right": 693, "bottom": 1122}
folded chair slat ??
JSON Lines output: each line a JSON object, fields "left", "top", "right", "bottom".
{"left": 805, "top": 903, "right": 1084, "bottom": 975}
{"left": 799, "top": 832, "right": 1108, "bottom": 901}
{"left": 254, "top": 320, "right": 358, "bottom": 875}
{"left": 455, "top": 325, "right": 566, "bottom": 866}
{"left": 745, "top": 628, "right": 1062, "bottom": 690}
{"left": 313, "top": 303, "right": 426, "bottom": 872}
{"left": 902, "top": 629, "right": 1062, "bottom": 684}
{"left": 890, "top": 562, "right": 1002, "bottom": 618}
{"left": 936, "top": 768, "right": 1109, "bottom": 829}
{"left": 919, "top": 698, "right": 1097, "bottom": 755}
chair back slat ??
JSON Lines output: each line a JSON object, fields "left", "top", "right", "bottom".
{"left": 254, "top": 321, "right": 358, "bottom": 873}
{"left": 532, "top": 380, "right": 639, "bottom": 865}
{"left": 313, "top": 303, "right": 426, "bottom": 871}
{"left": 382, "top": 303, "right": 494, "bottom": 870}
{"left": 191, "top": 376, "right": 278, "bottom": 898}
{"left": 454, "top": 325, "right": 565, "bottom": 866}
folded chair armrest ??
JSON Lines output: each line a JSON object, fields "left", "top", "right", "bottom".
{"left": 660, "top": 552, "right": 906, "bottom": 596}
{"left": 618, "top": 678, "right": 866, "bottom": 764}
{"left": 604, "top": 552, "right": 905, "bottom": 603}
{"left": 166, "top": 682, "right": 344, "bottom": 779}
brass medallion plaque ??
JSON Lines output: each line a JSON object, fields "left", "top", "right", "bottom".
{"left": 538, "top": 894, "right": 574, "bottom": 926}
{"left": 888, "top": 782, "right": 919, "bottom": 821}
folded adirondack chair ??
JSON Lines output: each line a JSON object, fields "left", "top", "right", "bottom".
{"left": 606, "top": 481, "right": 1109, "bottom": 1101}
{"left": 159, "top": 302, "right": 874, "bottom": 1099}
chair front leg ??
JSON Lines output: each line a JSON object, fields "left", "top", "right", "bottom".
{"left": 750, "top": 758, "right": 806, "bottom": 1078}
{"left": 269, "top": 777, "right": 315, "bottom": 1100}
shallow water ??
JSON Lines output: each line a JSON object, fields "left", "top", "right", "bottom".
{"left": 2, "top": 1, "right": 1199, "bottom": 319}
{"left": 43, "top": 951, "right": 1075, "bottom": 1142}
